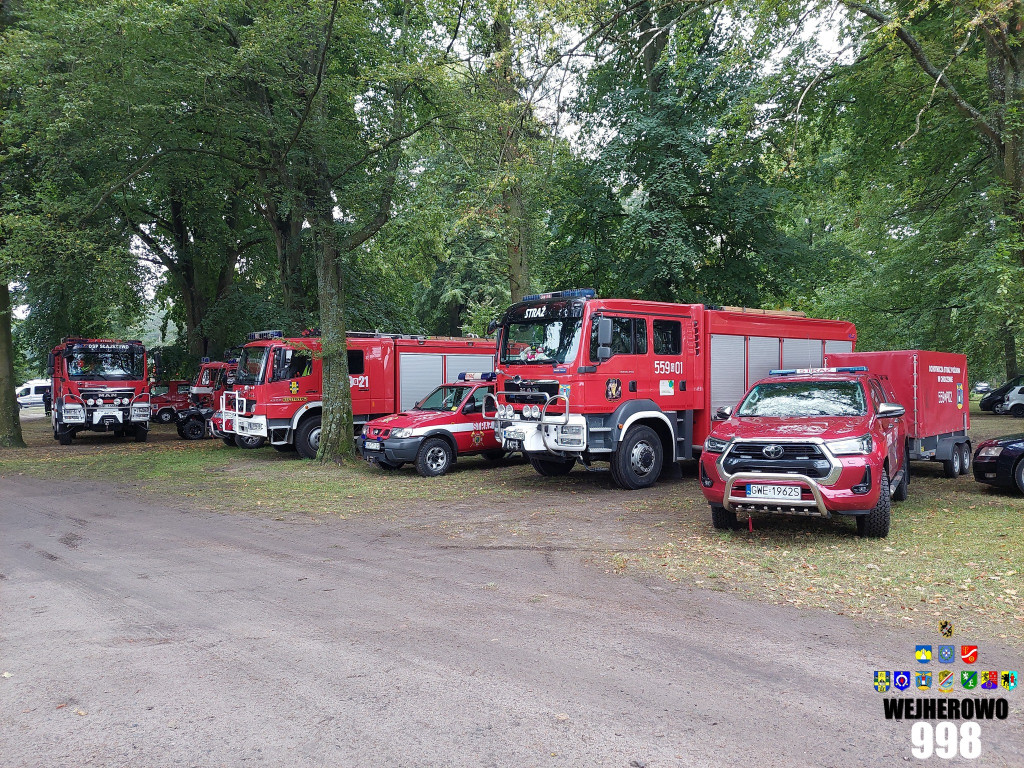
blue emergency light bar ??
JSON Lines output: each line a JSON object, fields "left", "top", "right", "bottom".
{"left": 770, "top": 366, "right": 868, "bottom": 376}
{"left": 521, "top": 288, "right": 596, "bottom": 302}
{"left": 457, "top": 372, "right": 496, "bottom": 382}
{"left": 201, "top": 357, "right": 211, "bottom": 363}
{"left": 247, "top": 330, "right": 284, "bottom": 341}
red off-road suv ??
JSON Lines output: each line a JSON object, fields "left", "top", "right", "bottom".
{"left": 699, "top": 367, "right": 909, "bottom": 538}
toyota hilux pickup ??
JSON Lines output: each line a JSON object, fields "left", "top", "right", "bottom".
{"left": 698, "top": 366, "right": 909, "bottom": 538}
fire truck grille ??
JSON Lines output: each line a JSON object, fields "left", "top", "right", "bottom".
{"left": 504, "top": 380, "right": 559, "bottom": 404}
{"left": 722, "top": 442, "right": 833, "bottom": 479}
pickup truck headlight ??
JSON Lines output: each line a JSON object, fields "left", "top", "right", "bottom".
{"left": 391, "top": 427, "right": 414, "bottom": 438}
{"left": 827, "top": 434, "right": 873, "bottom": 456}
{"left": 978, "top": 445, "right": 1003, "bottom": 458}
{"left": 131, "top": 405, "right": 151, "bottom": 421}
{"left": 704, "top": 435, "right": 730, "bottom": 453}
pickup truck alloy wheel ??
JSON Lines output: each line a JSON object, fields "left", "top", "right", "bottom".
{"left": 295, "top": 415, "right": 321, "bottom": 460}
{"left": 856, "top": 467, "right": 891, "bottom": 538}
{"left": 416, "top": 438, "right": 453, "bottom": 477}
{"left": 156, "top": 409, "right": 175, "bottom": 424}
{"left": 943, "top": 447, "right": 962, "bottom": 478}
{"left": 612, "top": 425, "right": 663, "bottom": 490}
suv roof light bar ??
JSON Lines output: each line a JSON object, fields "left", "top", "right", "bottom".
{"left": 247, "top": 330, "right": 284, "bottom": 340}
{"left": 457, "top": 372, "right": 496, "bottom": 382}
{"left": 521, "top": 288, "right": 596, "bottom": 301}
{"left": 770, "top": 366, "right": 869, "bottom": 376}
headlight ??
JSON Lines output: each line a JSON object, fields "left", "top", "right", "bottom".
{"left": 704, "top": 435, "right": 730, "bottom": 453}
{"left": 560, "top": 424, "right": 583, "bottom": 435}
{"left": 361, "top": 425, "right": 369, "bottom": 436}
{"left": 827, "top": 434, "right": 873, "bottom": 455}
{"left": 978, "top": 445, "right": 1003, "bottom": 458}
{"left": 391, "top": 427, "right": 413, "bottom": 438}
{"left": 529, "top": 405, "right": 540, "bottom": 419}
{"left": 87, "top": 398, "right": 95, "bottom": 406}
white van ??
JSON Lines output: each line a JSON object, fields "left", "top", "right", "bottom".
{"left": 16, "top": 379, "right": 51, "bottom": 409}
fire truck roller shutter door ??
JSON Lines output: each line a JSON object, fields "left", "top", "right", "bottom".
{"left": 399, "top": 354, "right": 444, "bottom": 411}
{"left": 824, "top": 339, "right": 854, "bottom": 356}
{"left": 710, "top": 335, "right": 746, "bottom": 413}
{"left": 444, "top": 354, "right": 496, "bottom": 381}
{"left": 747, "top": 337, "right": 781, "bottom": 387}
{"left": 782, "top": 338, "right": 824, "bottom": 369}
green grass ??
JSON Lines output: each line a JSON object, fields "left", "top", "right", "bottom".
{"left": 3, "top": 406, "right": 1022, "bottom": 642}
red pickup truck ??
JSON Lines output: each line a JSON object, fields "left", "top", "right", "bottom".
{"left": 699, "top": 366, "right": 909, "bottom": 538}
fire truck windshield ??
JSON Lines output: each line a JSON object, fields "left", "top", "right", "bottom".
{"left": 65, "top": 344, "right": 144, "bottom": 381}
{"left": 501, "top": 319, "right": 583, "bottom": 365}
{"left": 415, "top": 386, "right": 469, "bottom": 411}
{"left": 235, "top": 347, "right": 270, "bottom": 385}
{"left": 737, "top": 381, "right": 868, "bottom": 418}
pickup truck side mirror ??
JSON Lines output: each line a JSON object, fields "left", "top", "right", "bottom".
{"left": 877, "top": 402, "right": 905, "bottom": 418}
{"left": 596, "top": 317, "right": 613, "bottom": 362}
{"left": 463, "top": 400, "right": 478, "bottom": 415}
{"left": 714, "top": 405, "right": 733, "bottom": 421}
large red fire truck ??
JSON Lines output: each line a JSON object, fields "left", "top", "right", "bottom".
{"left": 487, "top": 289, "right": 857, "bottom": 489}
{"left": 47, "top": 337, "right": 152, "bottom": 445}
{"left": 224, "top": 331, "right": 496, "bottom": 458}
{"left": 189, "top": 358, "right": 237, "bottom": 408}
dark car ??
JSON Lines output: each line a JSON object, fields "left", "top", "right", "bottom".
{"left": 973, "top": 434, "right": 1024, "bottom": 491}
{"left": 979, "top": 375, "right": 1024, "bottom": 412}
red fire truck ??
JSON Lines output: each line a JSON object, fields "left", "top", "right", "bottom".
{"left": 189, "top": 359, "right": 237, "bottom": 408}
{"left": 224, "top": 331, "right": 496, "bottom": 458}
{"left": 47, "top": 337, "right": 152, "bottom": 445}
{"left": 825, "top": 350, "right": 971, "bottom": 477}
{"left": 487, "top": 289, "right": 857, "bottom": 489}
{"left": 150, "top": 380, "right": 192, "bottom": 423}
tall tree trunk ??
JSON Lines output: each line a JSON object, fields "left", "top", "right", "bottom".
{"left": 312, "top": 174, "right": 353, "bottom": 464}
{"left": 1004, "top": 327, "right": 1018, "bottom": 381}
{"left": 0, "top": 281, "right": 26, "bottom": 448}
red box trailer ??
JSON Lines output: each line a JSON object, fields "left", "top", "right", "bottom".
{"left": 825, "top": 350, "right": 971, "bottom": 477}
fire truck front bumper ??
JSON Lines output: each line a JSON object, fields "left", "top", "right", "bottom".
{"left": 234, "top": 414, "right": 268, "bottom": 437}
{"left": 358, "top": 436, "right": 421, "bottom": 464}
{"left": 497, "top": 415, "right": 588, "bottom": 454}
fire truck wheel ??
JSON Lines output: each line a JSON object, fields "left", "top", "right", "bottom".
{"left": 181, "top": 419, "right": 206, "bottom": 440}
{"left": 856, "top": 468, "right": 891, "bottom": 538}
{"left": 528, "top": 456, "right": 575, "bottom": 476}
{"left": 482, "top": 450, "right": 507, "bottom": 462}
{"left": 155, "top": 409, "right": 175, "bottom": 424}
{"left": 235, "top": 434, "right": 266, "bottom": 450}
{"left": 134, "top": 426, "right": 149, "bottom": 443}
{"left": 416, "top": 438, "right": 454, "bottom": 477}
{"left": 710, "top": 505, "right": 738, "bottom": 530}
{"left": 222, "top": 436, "right": 238, "bottom": 448}
{"left": 294, "top": 415, "right": 322, "bottom": 460}
{"left": 611, "top": 425, "right": 664, "bottom": 490}
{"left": 58, "top": 428, "right": 74, "bottom": 445}
{"left": 942, "top": 447, "right": 961, "bottom": 478}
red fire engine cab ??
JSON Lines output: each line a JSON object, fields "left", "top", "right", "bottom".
{"left": 190, "top": 358, "right": 237, "bottom": 408}
{"left": 47, "top": 337, "right": 152, "bottom": 445}
{"left": 487, "top": 289, "right": 857, "bottom": 489}
{"left": 150, "top": 380, "right": 192, "bottom": 423}
{"left": 225, "top": 331, "right": 496, "bottom": 459}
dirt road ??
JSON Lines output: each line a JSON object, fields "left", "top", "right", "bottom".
{"left": 1, "top": 476, "right": 1021, "bottom": 767}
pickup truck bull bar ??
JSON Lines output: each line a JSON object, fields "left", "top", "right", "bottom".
{"left": 484, "top": 391, "right": 575, "bottom": 453}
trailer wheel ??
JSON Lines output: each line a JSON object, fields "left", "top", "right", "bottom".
{"left": 416, "top": 437, "right": 454, "bottom": 477}
{"left": 134, "top": 426, "right": 149, "bottom": 443}
{"left": 942, "top": 448, "right": 961, "bottom": 478}
{"left": 294, "top": 415, "right": 321, "bottom": 460}
{"left": 58, "top": 428, "right": 73, "bottom": 446}
{"left": 959, "top": 443, "right": 971, "bottom": 475}
{"left": 610, "top": 425, "right": 663, "bottom": 490}
{"left": 222, "top": 436, "right": 237, "bottom": 448}
{"left": 856, "top": 468, "right": 891, "bottom": 538}
{"left": 528, "top": 456, "right": 575, "bottom": 476}
{"left": 180, "top": 419, "right": 206, "bottom": 440}
{"left": 155, "top": 409, "right": 175, "bottom": 424}
{"left": 711, "top": 505, "right": 738, "bottom": 530}
{"left": 235, "top": 434, "right": 266, "bottom": 450}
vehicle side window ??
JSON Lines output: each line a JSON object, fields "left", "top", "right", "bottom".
{"left": 152, "top": 385, "right": 169, "bottom": 396}
{"left": 465, "top": 387, "right": 489, "bottom": 412}
{"left": 288, "top": 352, "right": 312, "bottom": 378}
{"left": 348, "top": 350, "right": 364, "bottom": 375}
{"left": 868, "top": 381, "right": 886, "bottom": 410}
{"left": 200, "top": 369, "right": 212, "bottom": 385}
{"left": 16, "top": 387, "right": 28, "bottom": 398}
{"left": 653, "top": 320, "right": 681, "bottom": 355}
{"left": 589, "top": 317, "right": 644, "bottom": 360}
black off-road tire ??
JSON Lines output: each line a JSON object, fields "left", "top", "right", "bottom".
{"left": 416, "top": 437, "right": 454, "bottom": 477}
{"left": 528, "top": 455, "right": 575, "bottom": 476}
{"left": 294, "top": 415, "right": 321, "bottom": 460}
{"left": 610, "top": 425, "right": 663, "bottom": 490}
{"left": 959, "top": 443, "right": 971, "bottom": 475}
{"left": 711, "top": 505, "right": 738, "bottom": 530}
{"left": 222, "top": 436, "right": 237, "bottom": 448}
{"left": 235, "top": 434, "right": 266, "bottom": 450}
{"left": 58, "top": 428, "right": 73, "bottom": 446}
{"left": 857, "top": 468, "right": 891, "bottom": 538}
{"left": 892, "top": 460, "right": 910, "bottom": 502}
{"left": 180, "top": 419, "right": 206, "bottom": 440}
{"left": 942, "top": 448, "right": 962, "bottom": 478}
{"left": 134, "top": 426, "right": 149, "bottom": 443}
